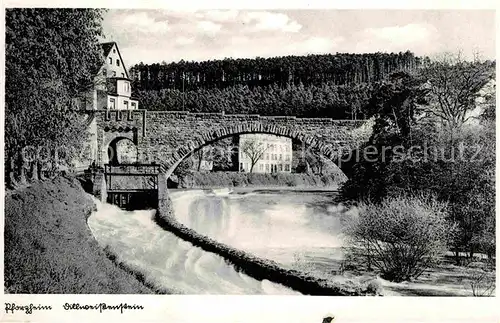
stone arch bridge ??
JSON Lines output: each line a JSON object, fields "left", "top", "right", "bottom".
{"left": 89, "top": 109, "right": 372, "bottom": 177}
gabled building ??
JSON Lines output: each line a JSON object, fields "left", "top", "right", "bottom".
{"left": 75, "top": 42, "right": 139, "bottom": 171}
{"left": 83, "top": 41, "right": 139, "bottom": 110}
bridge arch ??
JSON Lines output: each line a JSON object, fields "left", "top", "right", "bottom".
{"left": 106, "top": 136, "right": 138, "bottom": 165}
{"left": 160, "top": 123, "right": 353, "bottom": 178}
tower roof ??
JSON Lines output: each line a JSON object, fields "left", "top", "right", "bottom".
{"left": 100, "top": 41, "right": 116, "bottom": 57}
{"left": 99, "top": 41, "right": 130, "bottom": 79}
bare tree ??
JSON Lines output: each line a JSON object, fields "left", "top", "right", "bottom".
{"left": 194, "top": 146, "right": 208, "bottom": 171}
{"left": 306, "top": 148, "right": 328, "bottom": 175}
{"left": 240, "top": 138, "right": 268, "bottom": 173}
{"left": 419, "top": 52, "right": 495, "bottom": 131}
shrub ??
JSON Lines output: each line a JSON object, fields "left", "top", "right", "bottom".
{"left": 342, "top": 195, "right": 456, "bottom": 282}
{"left": 365, "top": 278, "right": 384, "bottom": 295}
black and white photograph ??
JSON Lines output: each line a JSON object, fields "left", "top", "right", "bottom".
{"left": 2, "top": 2, "right": 498, "bottom": 322}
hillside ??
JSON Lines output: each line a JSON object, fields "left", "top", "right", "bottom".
{"left": 130, "top": 52, "right": 423, "bottom": 119}
{"left": 130, "top": 51, "right": 423, "bottom": 91}
{"left": 4, "top": 176, "right": 155, "bottom": 294}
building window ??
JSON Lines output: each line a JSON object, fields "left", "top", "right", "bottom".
{"left": 102, "top": 69, "right": 107, "bottom": 76}
{"left": 279, "top": 154, "right": 282, "bottom": 160}
{"left": 113, "top": 49, "right": 116, "bottom": 53}
{"left": 109, "top": 98, "right": 115, "bottom": 109}
{"left": 259, "top": 164, "right": 263, "bottom": 171}
{"left": 266, "top": 153, "right": 269, "bottom": 160}
{"left": 109, "top": 57, "right": 112, "bottom": 64}
{"left": 131, "top": 102, "right": 136, "bottom": 109}
{"left": 265, "top": 164, "right": 269, "bottom": 172}
{"left": 116, "top": 59, "right": 120, "bottom": 66}
{"left": 285, "top": 154, "right": 290, "bottom": 161}
{"left": 112, "top": 71, "right": 116, "bottom": 77}
{"left": 278, "top": 164, "right": 283, "bottom": 172}
{"left": 240, "top": 162, "right": 243, "bottom": 171}
{"left": 124, "top": 100, "right": 129, "bottom": 109}
{"left": 285, "top": 164, "right": 290, "bottom": 171}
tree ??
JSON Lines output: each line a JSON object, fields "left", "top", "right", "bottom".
{"left": 194, "top": 147, "right": 209, "bottom": 172}
{"left": 418, "top": 53, "right": 495, "bottom": 132}
{"left": 343, "top": 195, "right": 456, "bottom": 282}
{"left": 5, "top": 9, "right": 105, "bottom": 185}
{"left": 340, "top": 68, "right": 496, "bottom": 263}
{"left": 240, "top": 138, "right": 268, "bottom": 173}
{"left": 340, "top": 72, "right": 428, "bottom": 202}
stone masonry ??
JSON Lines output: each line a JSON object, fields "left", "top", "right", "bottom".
{"left": 91, "top": 109, "right": 372, "bottom": 177}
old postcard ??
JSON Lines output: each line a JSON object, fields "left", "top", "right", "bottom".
{"left": 1, "top": 1, "right": 498, "bottom": 322}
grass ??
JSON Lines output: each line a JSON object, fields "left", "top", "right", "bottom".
{"left": 4, "top": 176, "right": 154, "bottom": 294}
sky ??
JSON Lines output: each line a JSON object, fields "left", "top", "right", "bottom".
{"left": 101, "top": 9, "right": 496, "bottom": 68}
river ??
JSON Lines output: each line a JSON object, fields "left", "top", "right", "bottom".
{"left": 87, "top": 189, "right": 347, "bottom": 294}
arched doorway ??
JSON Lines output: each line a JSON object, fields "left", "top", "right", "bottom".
{"left": 107, "top": 137, "right": 138, "bottom": 165}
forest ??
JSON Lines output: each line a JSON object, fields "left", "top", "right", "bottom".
{"left": 130, "top": 51, "right": 424, "bottom": 119}
{"left": 130, "top": 51, "right": 423, "bottom": 90}
{"left": 137, "top": 82, "right": 374, "bottom": 119}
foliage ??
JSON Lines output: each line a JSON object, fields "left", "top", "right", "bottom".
{"left": 5, "top": 9, "right": 105, "bottom": 184}
{"left": 419, "top": 53, "right": 495, "bottom": 130}
{"left": 342, "top": 195, "right": 456, "bottom": 282}
{"left": 136, "top": 82, "right": 374, "bottom": 119}
{"left": 340, "top": 60, "right": 496, "bottom": 260}
{"left": 173, "top": 156, "right": 194, "bottom": 178}
{"left": 465, "top": 260, "right": 496, "bottom": 296}
{"left": 340, "top": 71, "right": 428, "bottom": 202}
{"left": 435, "top": 123, "right": 495, "bottom": 258}
{"left": 130, "top": 51, "right": 422, "bottom": 91}
{"left": 305, "top": 148, "right": 329, "bottom": 175}
{"left": 191, "top": 137, "right": 236, "bottom": 171}
{"left": 131, "top": 52, "right": 424, "bottom": 119}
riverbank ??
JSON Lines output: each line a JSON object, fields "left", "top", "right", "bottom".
{"left": 156, "top": 190, "right": 378, "bottom": 296}
{"left": 177, "top": 171, "right": 345, "bottom": 189}
{"left": 4, "top": 176, "right": 153, "bottom": 294}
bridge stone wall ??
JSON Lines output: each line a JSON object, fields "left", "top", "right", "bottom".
{"left": 92, "top": 109, "right": 372, "bottom": 176}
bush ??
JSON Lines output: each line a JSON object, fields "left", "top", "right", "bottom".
{"left": 466, "top": 260, "right": 496, "bottom": 297}
{"left": 365, "top": 278, "right": 384, "bottom": 295}
{"left": 342, "top": 195, "right": 456, "bottom": 282}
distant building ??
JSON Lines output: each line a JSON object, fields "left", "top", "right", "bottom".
{"left": 239, "top": 134, "right": 292, "bottom": 173}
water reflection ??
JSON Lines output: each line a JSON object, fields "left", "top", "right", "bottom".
{"left": 172, "top": 191, "right": 345, "bottom": 278}
{"left": 88, "top": 197, "right": 298, "bottom": 295}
